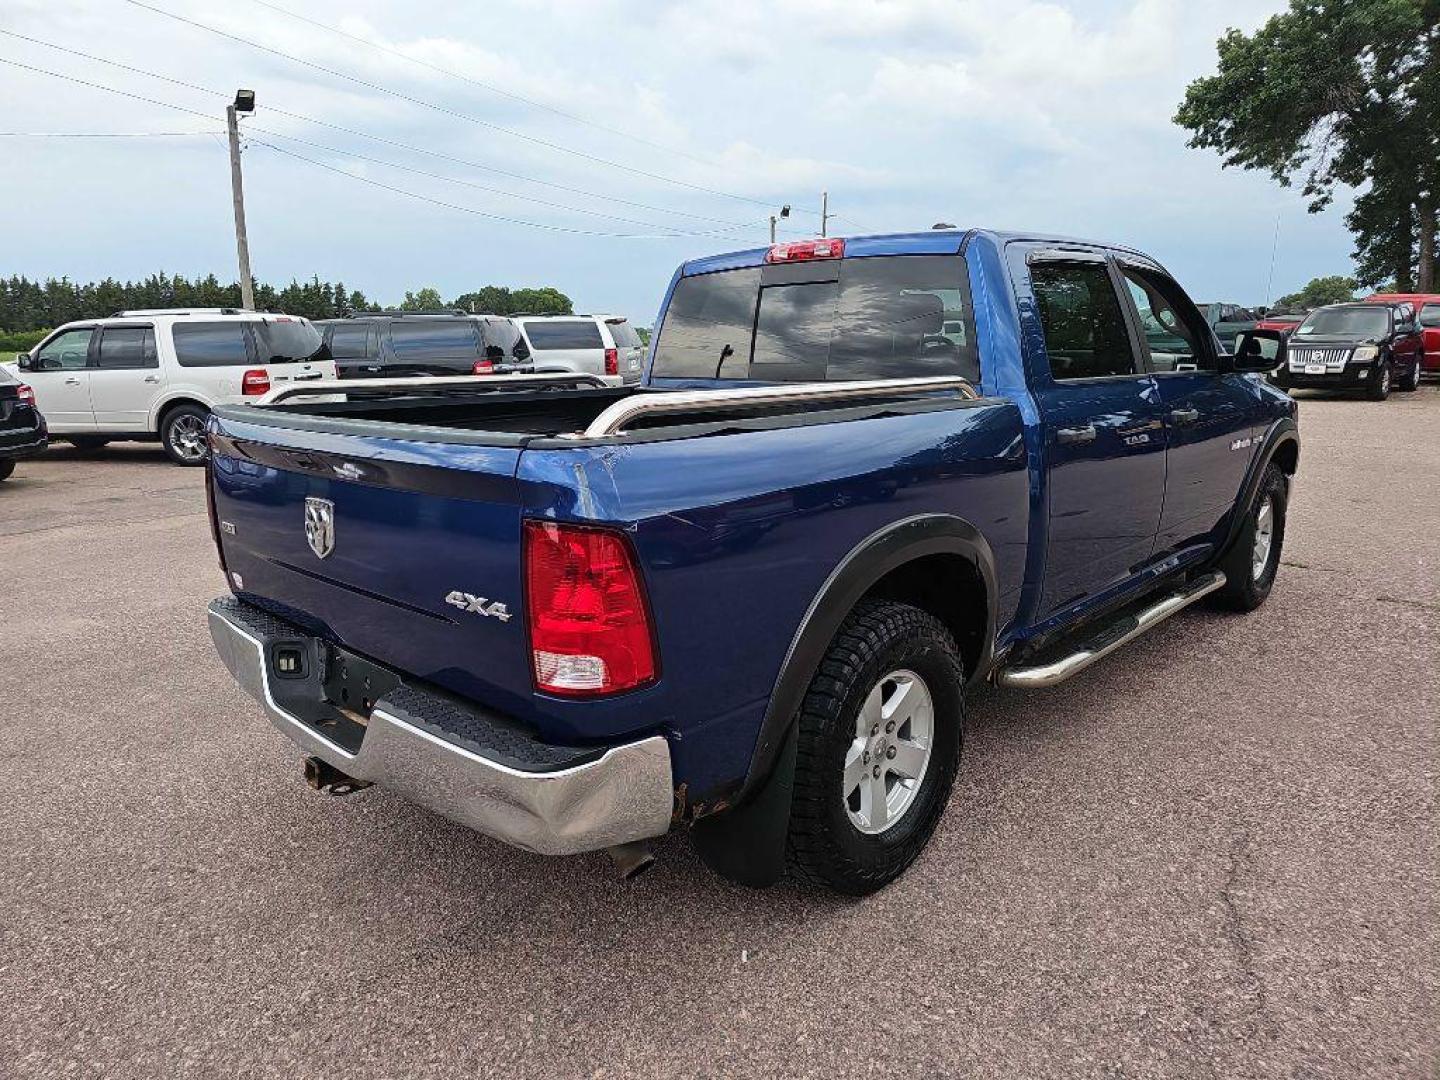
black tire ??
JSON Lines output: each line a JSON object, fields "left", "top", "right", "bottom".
{"left": 786, "top": 600, "right": 965, "bottom": 896}
{"left": 67, "top": 436, "right": 110, "bottom": 452}
{"left": 0, "top": 459, "right": 14, "bottom": 482}
{"left": 1366, "top": 361, "right": 1392, "bottom": 400}
{"left": 1398, "top": 357, "right": 1422, "bottom": 392}
{"left": 159, "top": 404, "right": 210, "bottom": 466}
{"left": 1210, "top": 464, "right": 1287, "bottom": 612}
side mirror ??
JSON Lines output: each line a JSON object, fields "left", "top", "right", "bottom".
{"left": 1223, "top": 329, "right": 1284, "bottom": 373}
{"left": 16, "top": 353, "right": 32, "bottom": 371}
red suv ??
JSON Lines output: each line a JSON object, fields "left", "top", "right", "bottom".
{"left": 1366, "top": 293, "right": 1440, "bottom": 373}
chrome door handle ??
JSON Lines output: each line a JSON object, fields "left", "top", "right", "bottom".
{"left": 143, "top": 375, "right": 160, "bottom": 383}
{"left": 64, "top": 376, "right": 81, "bottom": 385}
{"left": 1169, "top": 408, "right": 1200, "bottom": 425}
{"left": 1057, "top": 425, "right": 1097, "bottom": 445}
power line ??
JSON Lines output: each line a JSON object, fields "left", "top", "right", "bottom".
{"left": 0, "top": 130, "right": 221, "bottom": 137}
{"left": 246, "top": 127, "right": 755, "bottom": 238}
{"left": 0, "top": 54, "right": 753, "bottom": 241}
{"left": 248, "top": 139, "right": 709, "bottom": 239}
{"left": 124, "top": 0, "right": 817, "bottom": 215}
{"left": 0, "top": 30, "right": 778, "bottom": 231}
{"left": 248, "top": 0, "right": 722, "bottom": 172}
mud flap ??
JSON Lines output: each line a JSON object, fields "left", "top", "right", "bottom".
{"left": 690, "top": 723, "right": 797, "bottom": 888}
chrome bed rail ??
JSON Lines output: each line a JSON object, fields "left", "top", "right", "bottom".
{"left": 256, "top": 372, "right": 609, "bottom": 406}
{"left": 579, "top": 376, "right": 979, "bottom": 437}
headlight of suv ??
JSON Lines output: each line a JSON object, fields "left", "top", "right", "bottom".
{"left": 1351, "top": 345, "right": 1380, "bottom": 362}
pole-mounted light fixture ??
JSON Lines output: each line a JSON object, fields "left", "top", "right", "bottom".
{"left": 234, "top": 89, "right": 256, "bottom": 114}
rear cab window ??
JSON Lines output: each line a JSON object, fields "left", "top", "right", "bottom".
{"left": 524, "top": 320, "right": 605, "bottom": 350}
{"left": 651, "top": 254, "right": 979, "bottom": 383}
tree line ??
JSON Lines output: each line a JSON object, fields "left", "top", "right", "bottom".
{"left": 0, "top": 274, "right": 575, "bottom": 334}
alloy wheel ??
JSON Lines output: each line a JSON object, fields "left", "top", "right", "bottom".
{"left": 1251, "top": 495, "right": 1275, "bottom": 581}
{"left": 843, "top": 668, "right": 935, "bottom": 835}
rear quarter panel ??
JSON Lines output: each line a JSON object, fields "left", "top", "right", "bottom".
{"left": 518, "top": 401, "right": 1029, "bottom": 802}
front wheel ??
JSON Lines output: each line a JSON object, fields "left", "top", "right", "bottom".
{"left": 786, "top": 600, "right": 964, "bottom": 895}
{"left": 160, "top": 404, "right": 210, "bottom": 466}
{"left": 1210, "top": 464, "right": 1287, "bottom": 612}
{"left": 1366, "top": 362, "right": 1392, "bottom": 401}
{"left": 1398, "top": 358, "right": 1422, "bottom": 392}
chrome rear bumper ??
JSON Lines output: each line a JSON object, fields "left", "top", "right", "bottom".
{"left": 207, "top": 598, "right": 674, "bottom": 856}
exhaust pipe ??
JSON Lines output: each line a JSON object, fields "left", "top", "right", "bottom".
{"left": 606, "top": 841, "right": 656, "bottom": 880}
{"left": 303, "top": 756, "right": 371, "bottom": 796}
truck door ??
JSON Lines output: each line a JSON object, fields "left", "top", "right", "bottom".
{"left": 1114, "top": 260, "right": 1257, "bottom": 559}
{"left": 1019, "top": 249, "right": 1167, "bottom": 618}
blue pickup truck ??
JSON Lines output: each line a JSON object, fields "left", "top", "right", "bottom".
{"left": 205, "top": 229, "right": 1297, "bottom": 894}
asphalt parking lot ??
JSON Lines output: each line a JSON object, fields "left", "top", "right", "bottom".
{"left": 1, "top": 387, "right": 1436, "bottom": 1079}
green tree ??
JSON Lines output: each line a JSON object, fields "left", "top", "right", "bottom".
{"left": 452, "top": 285, "right": 514, "bottom": 314}
{"left": 1275, "top": 275, "right": 1359, "bottom": 308}
{"left": 400, "top": 287, "right": 446, "bottom": 311}
{"left": 1176, "top": 0, "right": 1440, "bottom": 291}
{"left": 509, "top": 286, "right": 573, "bottom": 315}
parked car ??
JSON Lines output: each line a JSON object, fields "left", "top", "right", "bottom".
{"left": 1276, "top": 301, "right": 1425, "bottom": 398}
{"left": 316, "top": 311, "right": 534, "bottom": 379}
{"left": 1364, "top": 292, "right": 1440, "bottom": 373}
{"left": 203, "top": 229, "right": 1296, "bottom": 895}
{"left": 0, "top": 366, "right": 47, "bottom": 482}
{"left": 4, "top": 309, "right": 336, "bottom": 465}
{"left": 1255, "top": 309, "right": 1307, "bottom": 336}
{"left": 513, "top": 315, "right": 645, "bottom": 384}
{"left": 1198, "top": 302, "right": 1260, "bottom": 348}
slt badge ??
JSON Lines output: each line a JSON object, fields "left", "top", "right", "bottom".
{"left": 304, "top": 497, "right": 335, "bottom": 559}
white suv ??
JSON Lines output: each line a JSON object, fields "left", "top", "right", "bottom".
{"left": 5, "top": 309, "right": 335, "bottom": 465}
{"left": 513, "top": 315, "right": 645, "bottom": 384}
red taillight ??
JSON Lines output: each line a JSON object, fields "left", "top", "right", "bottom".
{"left": 472, "top": 359, "right": 495, "bottom": 375}
{"left": 241, "top": 369, "right": 271, "bottom": 396}
{"left": 766, "top": 237, "right": 845, "bottom": 263}
{"left": 17, "top": 383, "right": 35, "bottom": 407}
{"left": 523, "top": 520, "right": 656, "bottom": 697}
{"left": 604, "top": 347, "right": 619, "bottom": 376}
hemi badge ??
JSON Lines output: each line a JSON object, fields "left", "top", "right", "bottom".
{"left": 220, "top": 521, "right": 236, "bottom": 535}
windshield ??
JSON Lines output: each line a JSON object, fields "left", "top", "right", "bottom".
{"left": 1295, "top": 307, "right": 1389, "bottom": 339}
{"left": 652, "top": 254, "right": 979, "bottom": 383}
{"left": 254, "top": 319, "right": 328, "bottom": 363}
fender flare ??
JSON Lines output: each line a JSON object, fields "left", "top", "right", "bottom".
{"left": 148, "top": 393, "right": 214, "bottom": 434}
{"left": 1221, "top": 416, "right": 1299, "bottom": 556}
{"left": 691, "top": 513, "right": 997, "bottom": 887}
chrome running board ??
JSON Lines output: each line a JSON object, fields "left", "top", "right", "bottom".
{"left": 996, "top": 570, "right": 1227, "bottom": 689}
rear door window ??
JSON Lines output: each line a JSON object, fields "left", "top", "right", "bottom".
{"left": 389, "top": 320, "right": 480, "bottom": 361}
{"left": 96, "top": 326, "right": 158, "bottom": 369}
{"left": 1029, "top": 263, "right": 1140, "bottom": 380}
{"left": 524, "top": 320, "right": 605, "bottom": 350}
{"left": 1420, "top": 303, "right": 1440, "bottom": 328}
{"left": 172, "top": 322, "right": 253, "bottom": 367}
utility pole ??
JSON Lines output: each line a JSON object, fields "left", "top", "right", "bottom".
{"left": 226, "top": 90, "right": 256, "bottom": 310}
{"left": 821, "top": 190, "right": 831, "bottom": 238}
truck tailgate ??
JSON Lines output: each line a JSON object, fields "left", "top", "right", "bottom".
{"left": 209, "top": 412, "right": 536, "bottom": 716}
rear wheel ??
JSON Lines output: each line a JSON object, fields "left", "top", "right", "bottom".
{"left": 0, "top": 459, "right": 14, "bottom": 482}
{"left": 67, "top": 436, "right": 110, "bottom": 452}
{"left": 1210, "top": 464, "right": 1287, "bottom": 612}
{"left": 1398, "top": 357, "right": 1422, "bottom": 392}
{"left": 1366, "top": 362, "right": 1392, "bottom": 401}
{"left": 160, "top": 404, "right": 210, "bottom": 466}
{"left": 786, "top": 600, "right": 964, "bottom": 895}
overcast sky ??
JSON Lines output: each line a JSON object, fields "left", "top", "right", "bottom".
{"left": 0, "top": 0, "right": 1357, "bottom": 322}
